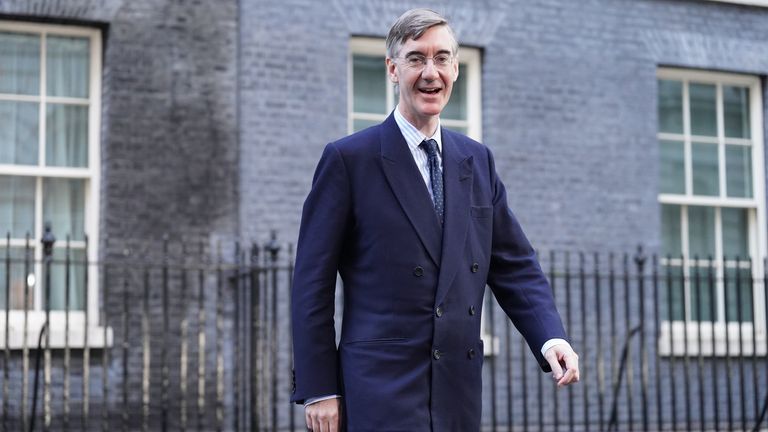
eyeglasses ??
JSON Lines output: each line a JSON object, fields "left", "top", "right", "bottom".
{"left": 397, "top": 53, "right": 454, "bottom": 70}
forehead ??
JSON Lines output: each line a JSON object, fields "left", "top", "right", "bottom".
{"left": 400, "top": 25, "right": 454, "bottom": 53}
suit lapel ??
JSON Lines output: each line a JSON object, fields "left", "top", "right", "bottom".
{"left": 380, "top": 114, "right": 442, "bottom": 266}
{"left": 435, "top": 129, "right": 473, "bottom": 306}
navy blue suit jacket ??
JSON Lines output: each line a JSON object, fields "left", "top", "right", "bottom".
{"left": 291, "top": 113, "right": 567, "bottom": 431}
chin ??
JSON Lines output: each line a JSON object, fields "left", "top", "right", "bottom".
{"left": 417, "top": 103, "right": 445, "bottom": 117}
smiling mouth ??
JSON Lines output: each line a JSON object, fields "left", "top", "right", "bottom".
{"left": 419, "top": 88, "right": 441, "bottom": 95}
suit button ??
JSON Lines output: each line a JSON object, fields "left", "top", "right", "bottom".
{"left": 468, "top": 349, "right": 476, "bottom": 359}
{"left": 469, "top": 306, "right": 476, "bottom": 316}
{"left": 471, "top": 263, "right": 479, "bottom": 273}
{"left": 413, "top": 266, "right": 424, "bottom": 277}
{"left": 433, "top": 349, "right": 442, "bottom": 360}
{"left": 435, "top": 306, "right": 443, "bottom": 317}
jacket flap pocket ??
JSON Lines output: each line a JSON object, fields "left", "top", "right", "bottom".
{"left": 470, "top": 205, "right": 492, "bottom": 218}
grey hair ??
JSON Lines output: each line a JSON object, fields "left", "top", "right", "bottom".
{"left": 385, "top": 8, "right": 458, "bottom": 59}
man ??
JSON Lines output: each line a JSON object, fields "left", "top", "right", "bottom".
{"left": 291, "top": 8, "right": 579, "bottom": 432}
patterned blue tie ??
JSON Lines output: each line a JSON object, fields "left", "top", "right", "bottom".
{"left": 420, "top": 139, "right": 444, "bottom": 224}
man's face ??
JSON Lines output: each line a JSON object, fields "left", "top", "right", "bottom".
{"left": 386, "top": 25, "right": 459, "bottom": 127}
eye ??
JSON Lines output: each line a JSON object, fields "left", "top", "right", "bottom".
{"left": 406, "top": 55, "right": 426, "bottom": 67}
{"left": 434, "top": 54, "right": 451, "bottom": 66}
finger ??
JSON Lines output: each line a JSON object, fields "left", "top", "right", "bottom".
{"left": 557, "top": 367, "right": 576, "bottom": 386}
{"left": 305, "top": 410, "right": 312, "bottom": 430}
{"left": 329, "top": 410, "right": 339, "bottom": 432}
{"left": 564, "top": 351, "right": 580, "bottom": 381}
{"left": 319, "top": 419, "right": 329, "bottom": 432}
{"left": 545, "top": 351, "right": 564, "bottom": 380}
{"left": 558, "top": 353, "right": 580, "bottom": 386}
{"left": 312, "top": 415, "right": 322, "bottom": 432}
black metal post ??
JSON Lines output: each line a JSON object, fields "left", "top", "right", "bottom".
{"left": 623, "top": 253, "right": 634, "bottom": 432}
{"left": 651, "top": 254, "right": 662, "bottom": 432}
{"left": 565, "top": 252, "right": 573, "bottom": 432}
{"left": 635, "top": 246, "right": 648, "bottom": 432}
{"left": 266, "top": 232, "right": 280, "bottom": 432}
{"left": 594, "top": 252, "right": 604, "bottom": 432}
{"left": 487, "top": 284, "right": 497, "bottom": 432}
{"left": 161, "top": 236, "right": 170, "bottom": 432}
{"left": 579, "top": 252, "right": 589, "bottom": 430}
{"left": 665, "top": 256, "right": 677, "bottom": 430}
{"left": 3, "top": 232, "right": 10, "bottom": 432}
{"left": 708, "top": 256, "right": 719, "bottom": 431}
{"left": 694, "top": 257, "right": 705, "bottom": 431}
{"left": 250, "top": 242, "right": 260, "bottom": 431}
{"left": 42, "top": 223, "right": 55, "bottom": 432}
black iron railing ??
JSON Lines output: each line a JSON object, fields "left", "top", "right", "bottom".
{"left": 1, "top": 229, "right": 767, "bottom": 431}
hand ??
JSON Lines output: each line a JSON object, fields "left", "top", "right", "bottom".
{"left": 305, "top": 397, "right": 341, "bottom": 432}
{"left": 543, "top": 343, "right": 580, "bottom": 387}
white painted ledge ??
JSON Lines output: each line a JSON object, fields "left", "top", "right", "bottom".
{"left": 658, "top": 321, "right": 767, "bottom": 356}
{"left": 0, "top": 311, "right": 113, "bottom": 349}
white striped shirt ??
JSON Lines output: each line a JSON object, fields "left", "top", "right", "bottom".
{"left": 393, "top": 106, "right": 443, "bottom": 201}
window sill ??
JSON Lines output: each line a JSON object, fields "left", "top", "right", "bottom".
{"left": 0, "top": 311, "right": 113, "bottom": 349}
{"left": 658, "top": 321, "right": 767, "bottom": 356}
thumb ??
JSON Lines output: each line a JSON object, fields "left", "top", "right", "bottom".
{"left": 545, "top": 350, "right": 564, "bottom": 380}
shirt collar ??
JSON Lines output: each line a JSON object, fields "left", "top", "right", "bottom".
{"left": 393, "top": 105, "right": 442, "bottom": 155}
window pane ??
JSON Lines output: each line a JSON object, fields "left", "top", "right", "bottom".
{"left": 690, "top": 83, "right": 717, "bottom": 137}
{"left": 0, "top": 176, "right": 36, "bottom": 238}
{"left": 662, "top": 264, "right": 685, "bottom": 321}
{"left": 661, "top": 204, "right": 682, "bottom": 257}
{"left": 46, "top": 36, "right": 90, "bottom": 98}
{"left": 353, "top": 55, "right": 386, "bottom": 114}
{"left": 689, "top": 264, "right": 715, "bottom": 321}
{"left": 352, "top": 118, "right": 380, "bottom": 132}
{"left": 658, "top": 79, "right": 683, "bottom": 134}
{"left": 660, "top": 140, "right": 685, "bottom": 194}
{"left": 0, "top": 32, "right": 40, "bottom": 95}
{"left": 725, "top": 266, "right": 753, "bottom": 323}
{"left": 46, "top": 104, "right": 88, "bottom": 167}
{"left": 447, "top": 126, "right": 467, "bottom": 135}
{"left": 722, "top": 207, "right": 749, "bottom": 258}
{"left": 725, "top": 145, "right": 752, "bottom": 198}
{"left": 43, "top": 178, "right": 85, "bottom": 241}
{"left": 723, "top": 85, "right": 750, "bottom": 139}
{"left": 442, "top": 64, "right": 467, "bottom": 120}
{"left": 0, "top": 100, "right": 39, "bottom": 165}
{"left": 688, "top": 206, "right": 715, "bottom": 257}
{"left": 0, "top": 247, "right": 33, "bottom": 311}
{"left": 691, "top": 142, "right": 719, "bottom": 196}
{"left": 46, "top": 247, "right": 86, "bottom": 311}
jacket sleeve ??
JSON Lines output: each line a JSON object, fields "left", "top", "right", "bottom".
{"left": 291, "top": 142, "right": 351, "bottom": 403}
{"left": 483, "top": 147, "right": 568, "bottom": 372}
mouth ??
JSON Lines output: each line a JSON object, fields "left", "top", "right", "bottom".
{"left": 419, "top": 87, "right": 442, "bottom": 95}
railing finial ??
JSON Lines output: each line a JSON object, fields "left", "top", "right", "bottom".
{"left": 41, "top": 222, "right": 56, "bottom": 259}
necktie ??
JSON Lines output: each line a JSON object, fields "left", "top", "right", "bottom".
{"left": 420, "top": 139, "right": 444, "bottom": 224}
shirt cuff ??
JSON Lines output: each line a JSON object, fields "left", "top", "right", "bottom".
{"left": 540, "top": 338, "right": 571, "bottom": 356}
{"left": 304, "top": 394, "right": 341, "bottom": 407}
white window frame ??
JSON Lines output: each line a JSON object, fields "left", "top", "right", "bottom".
{"left": 657, "top": 67, "right": 767, "bottom": 356}
{"left": 0, "top": 21, "right": 109, "bottom": 349}
{"left": 348, "top": 37, "right": 482, "bottom": 142}
{"left": 705, "top": 0, "right": 768, "bottom": 7}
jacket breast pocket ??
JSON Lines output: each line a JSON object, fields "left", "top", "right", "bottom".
{"left": 470, "top": 205, "right": 492, "bottom": 219}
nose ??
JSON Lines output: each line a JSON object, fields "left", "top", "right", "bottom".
{"left": 421, "top": 60, "right": 439, "bottom": 80}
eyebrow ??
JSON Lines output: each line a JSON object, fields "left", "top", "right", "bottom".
{"left": 403, "top": 49, "right": 452, "bottom": 57}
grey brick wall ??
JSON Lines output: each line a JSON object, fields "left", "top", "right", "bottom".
{"left": 240, "top": 0, "right": 768, "bottom": 255}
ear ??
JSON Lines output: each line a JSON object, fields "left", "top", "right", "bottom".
{"left": 452, "top": 57, "right": 459, "bottom": 82}
{"left": 386, "top": 57, "right": 399, "bottom": 83}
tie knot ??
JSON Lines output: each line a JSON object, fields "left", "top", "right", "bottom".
{"left": 421, "top": 139, "right": 439, "bottom": 157}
